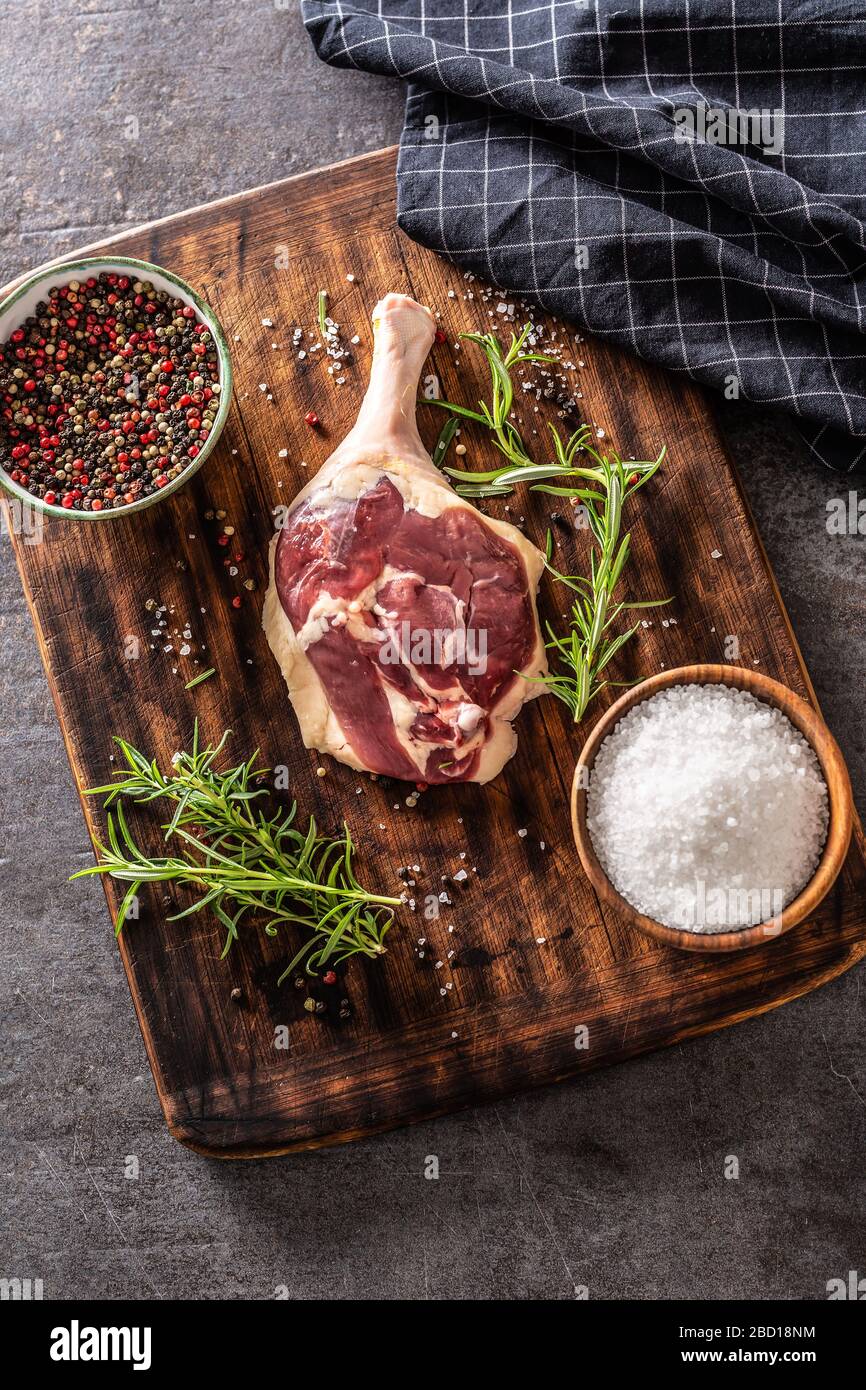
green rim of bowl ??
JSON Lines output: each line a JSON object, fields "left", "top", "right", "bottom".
{"left": 0, "top": 255, "right": 233, "bottom": 521}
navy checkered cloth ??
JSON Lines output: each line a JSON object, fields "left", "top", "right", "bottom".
{"left": 302, "top": 0, "right": 866, "bottom": 471}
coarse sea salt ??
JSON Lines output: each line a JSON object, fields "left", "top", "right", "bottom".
{"left": 587, "top": 684, "right": 829, "bottom": 932}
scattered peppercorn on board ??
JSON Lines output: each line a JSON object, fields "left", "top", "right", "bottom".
{"left": 5, "top": 148, "right": 866, "bottom": 1158}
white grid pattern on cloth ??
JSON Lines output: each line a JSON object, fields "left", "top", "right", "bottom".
{"left": 304, "top": 0, "right": 866, "bottom": 470}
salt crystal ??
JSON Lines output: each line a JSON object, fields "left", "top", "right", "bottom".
{"left": 587, "top": 684, "right": 829, "bottom": 932}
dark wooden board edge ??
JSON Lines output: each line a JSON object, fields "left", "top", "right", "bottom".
{"left": 171, "top": 910, "right": 866, "bottom": 1159}
{"left": 0, "top": 147, "right": 401, "bottom": 300}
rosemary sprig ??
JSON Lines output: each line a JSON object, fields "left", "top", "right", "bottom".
{"left": 425, "top": 323, "right": 556, "bottom": 496}
{"left": 317, "top": 288, "right": 328, "bottom": 340}
{"left": 71, "top": 725, "right": 400, "bottom": 981}
{"left": 520, "top": 431, "right": 669, "bottom": 723}
{"left": 422, "top": 317, "right": 670, "bottom": 716}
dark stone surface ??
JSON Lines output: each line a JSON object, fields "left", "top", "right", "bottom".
{"left": 1, "top": 1, "right": 863, "bottom": 1301}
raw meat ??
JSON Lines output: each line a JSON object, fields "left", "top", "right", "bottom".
{"left": 263, "top": 293, "right": 547, "bottom": 784}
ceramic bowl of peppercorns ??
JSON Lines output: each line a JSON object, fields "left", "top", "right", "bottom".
{"left": 0, "top": 256, "right": 233, "bottom": 518}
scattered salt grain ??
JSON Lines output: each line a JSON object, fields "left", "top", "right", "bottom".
{"left": 587, "top": 684, "right": 829, "bottom": 932}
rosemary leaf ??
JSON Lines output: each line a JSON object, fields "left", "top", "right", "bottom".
{"left": 432, "top": 415, "right": 459, "bottom": 470}
{"left": 184, "top": 667, "right": 216, "bottom": 690}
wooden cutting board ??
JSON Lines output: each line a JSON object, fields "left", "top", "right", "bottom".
{"left": 5, "top": 148, "right": 866, "bottom": 1157}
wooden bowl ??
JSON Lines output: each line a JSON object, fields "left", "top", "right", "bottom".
{"left": 571, "top": 664, "right": 854, "bottom": 952}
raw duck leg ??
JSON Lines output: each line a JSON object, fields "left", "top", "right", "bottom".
{"left": 263, "top": 293, "right": 548, "bottom": 784}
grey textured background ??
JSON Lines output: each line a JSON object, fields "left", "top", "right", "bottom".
{"left": 1, "top": 1, "right": 864, "bottom": 1302}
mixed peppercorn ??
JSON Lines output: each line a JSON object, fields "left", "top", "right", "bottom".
{"left": 0, "top": 270, "right": 222, "bottom": 512}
